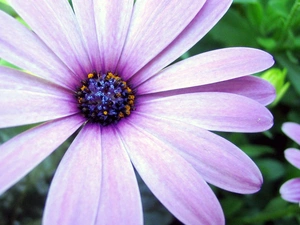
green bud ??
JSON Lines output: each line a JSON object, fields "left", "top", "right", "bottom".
{"left": 261, "top": 68, "right": 290, "bottom": 107}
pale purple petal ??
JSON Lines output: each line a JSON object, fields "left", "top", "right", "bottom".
{"left": 137, "top": 92, "right": 273, "bottom": 132}
{"left": 192, "top": 76, "right": 276, "bottom": 106}
{"left": 0, "top": 64, "right": 78, "bottom": 128}
{"left": 0, "top": 76, "right": 78, "bottom": 128}
{"left": 8, "top": 0, "right": 92, "bottom": 76}
{"left": 131, "top": 114, "right": 262, "bottom": 193}
{"left": 131, "top": 0, "right": 232, "bottom": 85}
{"left": 0, "top": 66, "right": 70, "bottom": 96}
{"left": 72, "top": 0, "right": 103, "bottom": 71}
{"left": 118, "top": 121, "right": 224, "bottom": 225}
{"left": 0, "top": 11, "right": 78, "bottom": 89}
{"left": 139, "top": 76, "right": 275, "bottom": 106}
{"left": 282, "top": 122, "right": 300, "bottom": 145}
{"left": 118, "top": 0, "right": 206, "bottom": 79}
{"left": 284, "top": 149, "right": 300, "bottom": 169}
{"left": 280, "top": 178, "right": 300, "bottom": 203}
{"left": 0, "top": 115, "right": 84, "bottom": 195}
{"left": 137, "top": 48, "right": 274, "bottom": 94}
{"left": 73, "top": 0, "right": 133, "bottom": 72}
{"left": 94, "top": 0, "right": 133, "bottom": 72}
{"left": 95, "top": 126, "right": 143, "bottom": 225}
{"left": 43, "top": 124, "right": 102, "bottom": 225}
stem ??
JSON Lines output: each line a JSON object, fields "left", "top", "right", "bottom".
{"left": 278, "top": 0, "right": 300, "bottom": 44}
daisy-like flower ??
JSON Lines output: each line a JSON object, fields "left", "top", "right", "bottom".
{"left": 0, "top": 0, "right": 275, "bottom": 224}
{"left": 280, "top": 122, "right": 300, "bottom": 203}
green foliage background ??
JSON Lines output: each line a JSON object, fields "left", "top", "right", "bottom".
{"left": 0, "top": 0, "right": 300, "bottom": 224}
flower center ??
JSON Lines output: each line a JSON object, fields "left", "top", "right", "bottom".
{"left": 75, "top": 72, "right": 135, "bottom": 126}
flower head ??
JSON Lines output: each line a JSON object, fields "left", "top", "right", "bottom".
{"left": 280, "top": 122, "right": 300, "bottom": 203}
{"left": 0, "top": 0, "right": 275, "bottom": 224}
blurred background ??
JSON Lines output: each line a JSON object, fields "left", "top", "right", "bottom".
{"left": 0, "top": 0, "right": 300, "bottom": 224}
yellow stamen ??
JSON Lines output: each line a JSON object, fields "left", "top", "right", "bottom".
{"left": 126, "top": 87, "right": 132, "bottom": 93}
{"left": 88, "top": 73, "right": 94, "bottom": 79}
{"left": 128, "top": 95, "right": 135, "bottom": 100}
{"left": 128, "top": 100, "right": 134, "bottom": 105}
{"left": 125, "top": 105, "right": 131, "bottom": 115}
{"left": 119, "top": 112, "right": 125, "bottom": 118}
{"left": 106, "top": 72, "right": 114, "bottom": 79}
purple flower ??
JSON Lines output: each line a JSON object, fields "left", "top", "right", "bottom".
{"left": 280, "top": 122, "right": 300, "bottom": 203}
{"left": 0, "top": 0, "right": 275, "bottom": 224}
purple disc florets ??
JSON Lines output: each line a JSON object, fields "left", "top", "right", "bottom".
{"left": 75, "top": 72, "right": 135, "bottom": 126}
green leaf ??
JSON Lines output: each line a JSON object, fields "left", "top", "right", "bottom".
{"left": 221, "top": 196, "right": 244, "bottom": 217}
{"left": 233, "top": 0, "right": 258, "bottom": 3}
{"left": 256, "top": 158, "right": 285, "bottom": 181}
{"left": 233, "top": 202, "right": 300, "bottom": 224}
{"left": 209, "top": 9, "right": 258, "bottom": 47}
{"left": 241, "top": 144, "right": 274, "bottom": 158}
{"left": 263, "top": 197, "right": 290, "bottom": 213}
{"left": 256, "top": 37, "right": 277, "bottom": 50}
{"left": 276, "top": 53, "right": 300, "bottom": 96}
{"left": 245, "top": 2, "right": 264, "bottom": 28}
{"left": 267, "top": 0, "right": 290, "bottom": 17}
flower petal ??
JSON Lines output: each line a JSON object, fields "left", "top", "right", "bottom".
{"left": 0, "top": 80, "right": 78, "bottom": 128}
{"left": 284, "top": 148, "right": 300, "bottom": 169}
{"left": 118, "top": 121, "right": 224, "bottom": 225}
{"left": 282, "top": 122, "right": 300, "bottom": 145}
{"left": 95, "top": 126, "right": 143, "bottom": 225}
{"left": 72, "top": 0, "right": 103, "bottom": 72}
{"left": 73, "top": 0, "right": 133, "bottom": 72}
{"left": 0, "top": 61, "right": 78, "bottom": 129}
{"left": 0, "top": 11, "right": 78, "bottom": 89}
{"left": 131, "top": 113, "right": 262, "bottom": 193}
{"left": 94, "top": 0, "right": 133, "bottom": 72}
{"left": 43, "top": 124, "right": 102, "bottom": 225}
{"left": 0, "top": 66, "right": 70, "bottom": 96}
{"left": 139, "top": 75, "right": 275, "bottom": 106}
{"left": 280, "top": 178, "right": 300, "bottom": 203}
{"left": 137, "top": 48, "right": 274, "bottom": 94}
{"left": 0, "top": 115, "right": 84, "bottom": 195}
{"left": 131, "top": 0, "right": 232, "bottom": 86}
{"left": 192, "top": 76, "right": 276, "bottom": 106}
{"left": 8, "top": 0, "right": 92, "bottom": 76}
{"left": 118, "top": 0, "right": 206, "bottom": 79}
{"left": 137, "top": 92, "right": 273, "bottom": 132}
